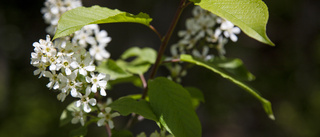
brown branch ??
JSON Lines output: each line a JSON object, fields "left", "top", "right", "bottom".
{"left": 141, "top": 0, "right": 188, "bottom": 99}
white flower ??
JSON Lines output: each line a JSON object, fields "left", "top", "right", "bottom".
{"left": 192, "top": 46, "right": 213, "bottom": 60}
{"left": 216, "top": 19, "right": 241, "bottom": 42}
{"left": 89, "top": 44, "right": 110, "bottom": 61}
{"left": 33, "top": 62, "right": 47, "bottom": 78}
{"left": 31, "top": 35, "right": 54, "bottom": 65}
{"left": 86, "top": 72, "right": 109, "bottom": 96}
{"left": 57, "top": 56, "right": 78, "bottom": 75}
{"left": 216, "top": 36, "right": 228, "bottom": 56}
{"left": 196, "top": 16, "right": 215, "bottom": 39}
{"left": 75, "top": 87, "right": 97, "bottom": 113}
{"left": 43, "top": 70, "right": 59, "bottom": 89}
{"left": 59, "top": 70, "right": 82, "bottom": 97}
{"left": 94, "top": 28, "right": 111, "bottom": 45}
{"left": 97, "top": 107, "right": 120, "bottom": 128}
{"left": 41, "top": 0, "right": 82, "bottom": 34}
{"left": 57, "top": 92, "right": 68, "bottom": 102}
{"left": 178, "top": 19, "right": 200, "bottom": 40}
{"left": 77, "top": 53, "right": 95, "bottom": 76}
{"left": 73, "top": 25, "right": 97, "bottom": 48}
{"left": 71, "top": 110, "right": 86, "bottom": 126}
{"left": 97, "top": 97, "right": 113, "bottom": 111}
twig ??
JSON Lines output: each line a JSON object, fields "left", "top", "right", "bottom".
{"left": 105, "top": 123, "right": 112, "bottom": 137}
{"left": 139, "top": 74, "right": 147, "bottom": 89}
{"left": 149, "top": 25, "right": 163, "bottom": 40}
{"left": 161, "top": 58, "right": 181, "bottom": 64}
{"left": 141, "top": 0, "right": 188, "bottom": 99}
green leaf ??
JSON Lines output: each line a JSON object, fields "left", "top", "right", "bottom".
{"left": 69, "top": 126, "right": 87, "bottom": 137}
{"left": 116, "top": 60, "right": 151, "bottom": 75}
{"left": 196, "top": 0, "right": 274, "bottom": 46}
{"left": 108, "top": 76, "right": 143, "bottom": 88}
{"left": 212, "top": 58, "right": 255, "bottom": 81}
{"left": 112, "top": 130, "right": 134, "bottom": 137}
{"left": 53, "top": 5, "right": 152, "bottom": 40}
{"left": 96, "top": 59, "right": 132, "bottom": 80}
{"left": 180, "top": 54, "right": 275, "bottom": 120}
{"left": 121, "top": 47, "right": 157, "bottom": 64}
{"left": 109, "top": 97, "right": 158, "bottom": 122}
{"left": 114, "top": 47, "right": 157, "bottom": 75}
{"left": 126, "top": 94, "right": 149, "bottom": 101}
{"left": 148, "top": 77, "right": 202, "bottom": 137}
{"left": 189, "top": 0, "right": 201, "bottom": 3}
{"left": 184, "top": 87, "right": 205, "bottom": 109}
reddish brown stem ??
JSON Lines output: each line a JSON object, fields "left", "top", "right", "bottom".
{"left": 141, "top": 0, "right": 188, "bottom": 99}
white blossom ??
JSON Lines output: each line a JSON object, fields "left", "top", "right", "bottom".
{"left": 89, "top": 44, "right": 110, "bottom": 61}
{"left": 59, "top": 70, "right": 82, "bottom": 97}
{"left": 215, "top": 19, "right": 241, "bottom": 42}
{"left": 43, "top": 70, "right": 60, "bottom": 89}
{"left": 77, "top": 53, "right": 95, "bottom": 76}
{"left": 71, "top": 110, "right": 86, "bottom": 126}
{"left": 57, "top": 56, "right": 78, "bottom": 75}
{"left": 97, "top": 107, "right": 120, "bottom": 128}
{"left": 86, "top": 72, "right": 109, "bottom": 96}
{"left": 41, "top": 0, "right": 82, "bottom": 34}
{"left": 75, "top": 87, "right": 97, "bottom": 113}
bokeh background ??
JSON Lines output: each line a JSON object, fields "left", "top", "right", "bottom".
{"left": 1, "top": 0, "right": 320, "bottom": 136}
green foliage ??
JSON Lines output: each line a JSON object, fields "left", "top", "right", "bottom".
{"left": 109, "top": 97, "right": 158, "bottom": 122}
{"left": 69, "top": 126, "right": 87, "bottom": 137}
{"left": 210, "top": 58, "right": 255, "bottom": 81}
{"left": 148, "top": 77, "right": 202, "bottom": 137}
{"left": 97, "top": 47, "right": 157, "bottom": 78}
{"left": 189, "top": 0, "right": 201, "bottom": 3}
{"left": 112, "top": 130, "right": 134, "bottom": 137}
{"left": 108, "top": 76, "right": 143, "bottom": 88}
{"left": 180, "top": 54, "right": 275, "bottom": 120}
{"left": 185, "top": 87, "right": 205, "bottom": 109}
{"left": 97, "top": 59, "right": 133, "bottom": 80}
{"left": 196, "top": 0, "right": 274, "bottom": 46}
{"left": 53, "top": 5, "right": 152, "bottom": 40}
{"left": 116, "top": 47, "right": 157, "bottom": 75}
{"left": 121, "top": 47, "right": 157, "bottom": 64}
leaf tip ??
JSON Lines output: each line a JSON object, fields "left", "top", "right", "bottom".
{"left": 268, "top": 114, "right": 275, "bottom": 120}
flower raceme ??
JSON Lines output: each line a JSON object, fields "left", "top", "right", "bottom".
{"left": 34, "top": 0, "right": 119, "bottom": 130}
{"left": 167, "top": 6, "right": 241, "bottom": 83}
{"left": 31, "top": 35, "right": 109, "bottom": 110}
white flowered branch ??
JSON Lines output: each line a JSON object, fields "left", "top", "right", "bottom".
{"left": 31, "top": 0, "right": 275, "bottom": 136}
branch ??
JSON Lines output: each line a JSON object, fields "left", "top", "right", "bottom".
{"left": 149, "top": 25, "right": 163, "bottom": 40}
{"left": 141, "top": 0, "right": 188, "bottom": 99}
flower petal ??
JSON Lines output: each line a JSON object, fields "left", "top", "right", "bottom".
{"left": 100, "top": 88, "right": 107, "bottom": 96}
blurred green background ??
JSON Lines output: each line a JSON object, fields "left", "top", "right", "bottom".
{"left": 1, "top": 0, "right": 320, "bottom": 136}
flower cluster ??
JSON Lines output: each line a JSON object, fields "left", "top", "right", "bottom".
{"left": 41, "top": 0, "right": 82, "bottom": 34}
{"left": 31, "top": 35, "right": 108, "bottom": 110}
{"left": 170, "top": 6, "right": 241, "bottom": 59}
{"left": 72, "top": 24, "right": 112, "bottom": 61}
{"left": 31, "top": 0, "right": 119, "bottom": 128}
{"left": 167, "top": 6, "right": 241, "bottom": 82}
{"left": 41, "top": 0, "right": 112, "bottom": 62}
{"left": 96, "top": 98, "right": 120, "bottom": 129}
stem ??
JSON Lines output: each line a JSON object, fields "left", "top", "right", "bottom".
{"left": 139, "top": 74, "right": 147, "bottom": 89}
{"left": 141, "top": 0, "right": 188, "bottom": 99}
{"left": 162, "top": 58, "right": 181, "bottom": 64}
{"left": 105, "top": 123, "right": 112, "bottom": 137}
{"left": 149, "top": 25, "right": 163, "bottom": 40}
